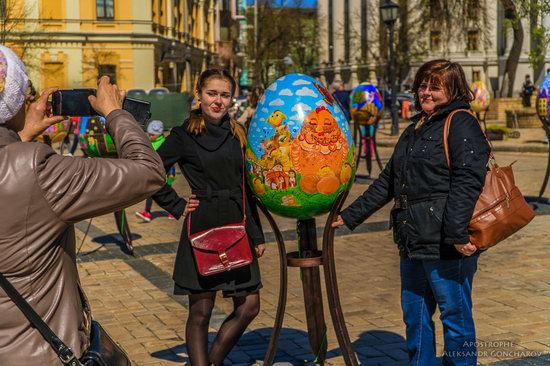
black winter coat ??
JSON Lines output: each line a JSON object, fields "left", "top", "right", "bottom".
{"left": 341, "top": 101, "right": 490, "bottom": 259}
{"left": 152, "top": 116, "right": 265, "bottom": 293}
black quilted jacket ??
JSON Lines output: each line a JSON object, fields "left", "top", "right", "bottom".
{"left": 341, "top": 100, "right": 490, "bottom": 259}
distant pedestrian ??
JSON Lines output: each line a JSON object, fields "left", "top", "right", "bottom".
{"left": 331, "top": 80, "right": 352, "bottom": 121}
{"left": 135, "top": 120, "right": 176, "bottom": 222}
{"left": 401, "top": 99, "right": 411, "bottom": 121}
{"left": 237, "top": 85, "right": 264, "bottom": 130}
{"left": 333, "top": 59, "right": 490, "bottom": 366}
{"left": 521, "top": 74, "right": 535, "bottom": 107}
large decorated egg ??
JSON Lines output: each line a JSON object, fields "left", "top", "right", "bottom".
{"left": 246, "top": 73, "right": 355, "bottom": 219}
{"left": 37, "top": 120, "right": 69, "bottom": 144}
{"left": 350, "top": 82, "right": 383, "bottom": 125}
{"left": 78, "top": 116, "right": 117, "bottom": 158}
{"left": 470, "top": 81, "right": 491, "bottom": 113}
{"left": 536, "top": 73, "right": 550, "bottom": 125}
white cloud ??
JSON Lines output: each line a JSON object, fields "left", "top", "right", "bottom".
{"left": 279, "top": 88, "right": 293, "bottom": 96}
{"left": 259, "top": 118, "right": 265, "bottom": 121}
{"left": 296, "top": 87, "right": 318, "bottom": 97}
{"left": 292, "top": 79, "right": 310, "bottom": 86}
{"left": 269, "top": 98, "right": 285, "bottom": 106}
{"left": 267, "top": 83, "right": 278, "bottom": 91}
{"left": 289, "top": 114, "right": 301, "bottom": 120}
{"left": 287, "top": 121, "right": 296, "bottom": 126}
{"left": 316, "top": 100, "right": 326, "bottom": 107}
{"left": 261, "top": 107, "right": 269, "bottom": 113}
{"left": 291, "top": 103, "right": 312, "bottom": 113}
{"left": 256, "top": 128, "right": 261, "bottom": 132}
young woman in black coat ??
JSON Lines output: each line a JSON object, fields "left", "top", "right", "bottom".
{"left": 333, "top": 60, "right": 490, "bottom": 366}
{"left": 152, "top": 69, "right": 266, "bottom": 366}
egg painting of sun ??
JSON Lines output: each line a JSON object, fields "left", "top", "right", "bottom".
{"left": 246, "top": 73, "right": 355, "bottom": 219}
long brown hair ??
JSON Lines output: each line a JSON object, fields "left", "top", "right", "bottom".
{"left": 412, "top": 59, "right": 474, "bottom": 111}
{"left": 187, "top": 68, "right": 247, "bottom": 146}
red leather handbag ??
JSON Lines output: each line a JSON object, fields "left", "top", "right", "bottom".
{"left": 187, "top": 153, "right": 253, "bottom": 276}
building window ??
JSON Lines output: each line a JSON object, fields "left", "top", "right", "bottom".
{"left": 430, "top": 31, "right": 441, "bottom": 51}
{"left": 472, "top": 70, "right": 480, "bottom": 82}
{"left": 467, "top": 30, "right": 479, "bottom": 51}
{"left": 467, "top": 0, "right": 479, "bottom": 19}
{"left": 97, "top": 0, "right": 114, "bottom": 20}
{"left": 99, "top": 64, "right": 116, "bottom": 84}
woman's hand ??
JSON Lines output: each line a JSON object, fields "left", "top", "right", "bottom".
{"left": 454, "top": 243, "right": 477, "bottom": 256}
{"left": 88, "top": 76, "right": 125, "bottom": 117}
{"left": 331, "top": 215, "right": 345, "bottom": 228}
{"left": 255, "top": 244, "right": 266, "bottom": 258}
{"left": 19, "top": 87, "right": 65, "bottom": 142}
{"left": 183, "top": 194, "right": 199, "bottom": 218}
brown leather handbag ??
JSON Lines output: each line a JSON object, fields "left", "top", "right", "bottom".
{"left": 443, "top": 109, "right": 535, "bottom": 249}
{"left": 187, "top": 152, "right": 253, "bottom": 276}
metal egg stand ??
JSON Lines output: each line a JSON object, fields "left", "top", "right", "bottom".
{"left": 256, "top": 191, "right": 359, "bottom": 366}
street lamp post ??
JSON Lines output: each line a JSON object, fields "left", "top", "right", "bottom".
{"left": 380, "top": 0, "right": 400, "bottom": 136}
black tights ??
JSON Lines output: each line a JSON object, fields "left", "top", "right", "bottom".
{"left": 186, "top": 291, "right": 260, "bottom": 366}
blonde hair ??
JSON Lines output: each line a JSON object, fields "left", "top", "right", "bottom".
{"left": 187, "top": 68, "right": 247, "bottom": 147}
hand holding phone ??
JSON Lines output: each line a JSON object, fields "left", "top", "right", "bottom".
{"left": 88, "top": 76, "right": 125, "bottom": 117}
{"left": 19, "top": 88, "right": 65, "bottom": 142}
{"left": 51, "top": 76, "right": 152, "bottom": 126}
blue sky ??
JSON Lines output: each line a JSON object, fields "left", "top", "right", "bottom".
{"left": 245, "top": 0, "right": 316, "bottom": 8}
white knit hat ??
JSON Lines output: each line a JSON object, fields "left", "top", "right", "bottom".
{"left": 0, "top": 45, "right": 28, "bottom": 125}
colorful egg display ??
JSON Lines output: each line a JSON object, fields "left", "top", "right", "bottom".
{"left": 246, "top": 73, "right": 355, "bottom": 219}
{"left": 350, "top": 82, "right": 383, "bottom": 125}
{"left": 78, "top": 116, "right": 117, "bottom": 158}
{"left": 37, "top": 120, "right": 69, "bottom": 144}
{"left": 536, "top": 73, "right": 550, "bottom": 125}
{"left": 470, "top": 81, "right": 491, "bottom": 113}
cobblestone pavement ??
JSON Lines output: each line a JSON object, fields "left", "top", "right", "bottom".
{"left": 75, "top": 145, "right": 550, "bottom": 366}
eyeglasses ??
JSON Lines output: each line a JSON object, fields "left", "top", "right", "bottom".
{"left": 418, "top": 83, "right": 443, "bottom": 93}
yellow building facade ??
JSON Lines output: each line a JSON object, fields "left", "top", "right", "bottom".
{"left": 5, "top": 0, "right": 219, "bottom": 92}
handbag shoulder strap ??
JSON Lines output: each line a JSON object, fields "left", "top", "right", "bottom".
{"left": 187, "top": 147, "right": 246, "bottom": 237}
{"left": 443, "top": 108, "right": 493, "bottom": 172}
{"left": 0, "top": 272, "right": 83, "bottom": 366}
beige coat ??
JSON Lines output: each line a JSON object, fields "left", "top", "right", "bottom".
{"left": 0, "top": 110, "right": 165, "bottom": 365}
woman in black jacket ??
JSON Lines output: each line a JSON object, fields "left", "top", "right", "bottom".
{"left": 153, "top": 69, "right": 266, "bottom": 366}
{"left": 333, "top": 60, "right": 490, "bottom": 366}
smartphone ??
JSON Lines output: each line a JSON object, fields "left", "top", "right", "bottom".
{"left": 52, "top": 89, "right": 152, "bottom": 127}
{"left": 52, "top": 89, "right": 96, "bottom": 117}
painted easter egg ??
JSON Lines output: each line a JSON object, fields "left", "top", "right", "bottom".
{"left": 246, "top": 73, "right": 355, "bottom": 219}
{"left": 536, "top": 73, "right": 550, "bottom": 125}
{"left": 470, "top": 81, "right": 491, "bottom": 113}
{"left": 78, "top": 116, "right": 117, "bottom": 158}
{"left": 350, "top": 82, "right": 383, "bottom": 125}
{"left": 37, "top": 120, "right": 69, "bottom": 144}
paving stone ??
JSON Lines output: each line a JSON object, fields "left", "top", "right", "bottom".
{"left": 75, "top": 148, "right": 550, "bottom": 365}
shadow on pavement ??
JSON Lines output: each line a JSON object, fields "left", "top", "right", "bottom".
{"left": 150, "top": 344, "right": 188, "bottom": 363}
{"left": 339, "top": 329, "right": 408, "bottom": 365}
{"left": 90, "top": 233, "right": 141, "bottom": 255}
{"left": 151, "top": 327, "right": 315, "bottom": 365}
{"left": 485, "top": 354, "right": 550, "bottom": 366}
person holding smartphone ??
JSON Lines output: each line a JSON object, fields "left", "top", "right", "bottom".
{"left": 0, "top": 45, "right": 165, "bottom": 366}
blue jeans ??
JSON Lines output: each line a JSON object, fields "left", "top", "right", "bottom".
{"left": 400, "top": 256, "right": 478, "bottom": 366}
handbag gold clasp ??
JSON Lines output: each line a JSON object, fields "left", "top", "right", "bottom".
{"left": 219, "top": 252, "right": 230, "bottom": 267}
